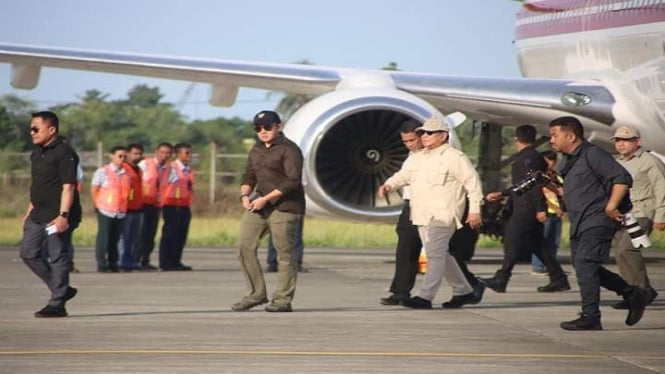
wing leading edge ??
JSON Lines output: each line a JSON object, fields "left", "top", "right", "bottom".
{"left": 0, "top": 43, "right": 616, "bottom": 126}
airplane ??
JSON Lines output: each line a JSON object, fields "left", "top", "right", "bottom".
{"left": 1, "top": 0, "right": 664, "bottom": 223}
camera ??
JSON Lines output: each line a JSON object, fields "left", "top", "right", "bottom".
{"left": 509, "top": 170, "right": 550, "bottom": 196}
{"left": 622, "top": 212, "right": 652, "bottom": 248}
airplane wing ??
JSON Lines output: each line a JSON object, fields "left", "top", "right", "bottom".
{"left": 0, "top": 43, "right": 615, "bottom": 127}
{"left": 0, "top": 43, "right": 620, "bottom": 222}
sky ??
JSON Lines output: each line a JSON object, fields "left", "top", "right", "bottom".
{"left": 0, "top": 0, "right": 523, "bottom": 121}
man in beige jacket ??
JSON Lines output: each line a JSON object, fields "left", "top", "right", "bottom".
{"left": 378, "top": 116, "right": 484, "bottom": 309}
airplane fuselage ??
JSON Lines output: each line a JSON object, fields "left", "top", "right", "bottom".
{"left": 515, "top": 0, "right": 665, "bottom": 151}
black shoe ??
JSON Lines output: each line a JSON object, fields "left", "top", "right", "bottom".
{"left": 442, "top": 291, "right": 481, "bottom": 309}
{"left": 625, "top": 287, "right": 648, "bottom": 326}
{"left": 401, "top": 296, "right": 432, "bottom": 309}
{"left": 65, "top": 287, "right": 77, "bottom": 302}
{"left": 470, "top": 281, "right": 485, "bottom": 304}
{"left": 380, "top": 294, "right": 409, "bottom": 306}
{"left": 560, "top": 313, "right": 602, "bottom": 331}
{"left": 647, "top": 287, "right": 658, "bottom": 305}
{"left": 297, "top": 264, "right": 309, "bottom": 273}
{"left": 231, "top": 297, "right": 269, "bottom": 311}
{"left": 107, "top": 266, "right": 119, "bottom": 273}
{"left": 34, "top": 305, "right": 68, "bottom": 318}
{"left": 611, "top": 299, "right": 629, "bottom": 310}
{"left": 140, "top": 263, "right": 159, "bottom": 271}
{"left": 265, "top": 265, "right": 278, "bottom": 273}
{"left": 265, "top": 303, "right": 293, "bottom": 312}
{"left": 176, "top": 264, "right": 193, "bottom": 271}
{"left": 480, "top": 277, "right": 507, "bottom": 293}
{"left": 537, "top": 278, "right": 571, "bottom": 293}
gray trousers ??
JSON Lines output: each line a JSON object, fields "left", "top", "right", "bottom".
{"left": 613, "top": 217, "right": 652, "bottom": 289}
{"left": 20, "top": 218, "right": 71, "bottom": 307}
{"left": 415, "top": 223, "right": 473, "bottom": 301}
{"left": 237, "top": 209, "right": 300, "bottom": 305}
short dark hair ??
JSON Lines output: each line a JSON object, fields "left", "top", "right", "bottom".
{"left": 110, "top": 145, "right": 127, "bottom": 154}
{"left": 541, "top": 149, "right": 558, "bottom": 161}
{"left": 549, "top": 116, "right": 584, "bottom": 139}
{"left": 156, "top": 142, "right": 173, "bottom": 150}
{"left": 399, "top": 119, "right": 421, "bottom": 134}
{"left": 31, "top": 111, "right": 59, "bottom": 132}
{"left": 515, "top": 125, "right": 537, "bottom": 143}
{"left": 174, "top": 143, "right": 191, "bottom": 153}
{"left": 127, "top": 143, "right": 144, "bottom": 152}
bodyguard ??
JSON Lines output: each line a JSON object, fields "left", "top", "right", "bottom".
{"left": 20, "top": 111, "right": 81, "bottom": 317}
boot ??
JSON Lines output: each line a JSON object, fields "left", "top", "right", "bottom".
{"left": 537, "top": 276, "right": 571, "bottom": 293}
{"left": 624, "top": 287, "right": 648, "bottom": 326}
{"left": 560, "top": 313, "right": 602, "bottom": 331}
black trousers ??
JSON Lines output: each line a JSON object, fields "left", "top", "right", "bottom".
{"left": 159, "top": 205, "right": 191, "bottom": 269}
{"left": 571, "top": 226, "right": 630, "bottom": 316}
{"left": 388, "top": 202, "right": 422, "bottom": 297}
{"left": 450, "top": 224, "right": 480, "bottom": 287}
{"left": 495, "top": 211, "right": 566, "bottom": 283}
{"left": 137, "top": 204, "right": 160, "bottom": 266}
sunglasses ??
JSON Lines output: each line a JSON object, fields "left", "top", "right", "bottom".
{"left": 419, "top": 130, "right": 443, "bottom": 136}
{"left": 254, "top": 123, "right": 276, "bottom": 132}
{"left": 30, "top": 127, "right": 41, "bottom": 134}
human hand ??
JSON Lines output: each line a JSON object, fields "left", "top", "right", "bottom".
{"left": 249, "top": 196, "right": 268, "bottom": 212}
{"left": 466, "top": 212, "right": 482, "bottom": 230}
{"left": 486, "top": 192, "right": 502, "bottom": 202}
{"left": 536, "top": 211, "right": 547, "bottom": 223}
{"left": 654, "top": 222, "right": 665, "bottom": 231}
{"left": 604, "top": 206, "right": 624, "bottom": 222}
{"left": 377, "top": 184, "right": 391, "bottom": 198}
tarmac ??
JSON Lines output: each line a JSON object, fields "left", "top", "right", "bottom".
{"left": 1, "top": 246, "right": 664, "bottom": 374}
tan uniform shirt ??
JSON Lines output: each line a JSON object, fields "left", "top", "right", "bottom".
{"left": 617, "top": 148, "right": 665, "bottom": 222}
{"left": 385, "top": 143, "right": 483, "bottom": 228}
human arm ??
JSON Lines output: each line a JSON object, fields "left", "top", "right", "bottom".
{"left": 647, "top": 154, "right": 665, "bottom": 230}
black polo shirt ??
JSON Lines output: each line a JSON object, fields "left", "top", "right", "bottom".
{"left": 29, "top": 135, "right": 82, "bottom": 224}
{"left": 559, "top": 141, "right": 632, "bottom": 238}
{"left": 241, "top": 133, "right": 305, "bottom": 214}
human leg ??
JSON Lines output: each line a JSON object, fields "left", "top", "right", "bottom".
{"left": 268, "top": 211, "right": 299, "bottom": 306}
{"left": 235, "top": 211, "right": 269, "bottom": 304}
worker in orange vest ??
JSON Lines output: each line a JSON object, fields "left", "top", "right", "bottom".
{"left": 136, "top": 142, "right": 173, "bottom": 270}
{"left": 158, "top": 143, "right": 194, "bottom": 271}
{"left": 91, "top": 146, "right": 131, "bottom": 273}
{"left": 118, "top": 143, "right": 144, "bottom": 271}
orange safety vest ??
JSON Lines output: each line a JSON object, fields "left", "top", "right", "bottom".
{"left": 142, "top": 158, "right": 169, "bottom": 207}
{"left": 123, "top": 162, "right": 144, "bottom": 211}
{"left": 95, "top": 165, "right": 131, "bottom": 213}
{"left": 161, "top": 161, "right": 194, "bottom": 207}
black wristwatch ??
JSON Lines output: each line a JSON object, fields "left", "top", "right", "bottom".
{"left": 59, "top": 211, "right": 69, "bottom": 218}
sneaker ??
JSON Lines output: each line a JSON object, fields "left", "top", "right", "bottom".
{"left": 401, "top": 296, "right": 432, "bottom": 309}
{"left": 625, "top": 287, "right": 648, "bottom": 326}
{"left": 380, "top": 294, "right": 409, "bottom": 306}
{"left": 441, "top": 291, "right": 482, "bottom": 309}
{"left": 537, "top": 278, "right": 571, "bottom": 293}
{"left": 265, "top": 303, "right": 293, "bottom": 312}
{"left": 34, "top": 305, "right": 68, "bottom": 318}
{"left": 231, "top": 297, "right": 269, "bottom": 311}
{"left": 560, "top": 313, "right": 602, "bottom": 331}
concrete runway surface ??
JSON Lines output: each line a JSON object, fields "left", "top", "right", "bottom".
{"left": 1, "top": 246, "right": 664, "bottom": 373}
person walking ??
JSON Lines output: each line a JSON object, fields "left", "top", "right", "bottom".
{"left": 549, "top": 116, "right": 649, "bottom": 331}
{"left": 232, "top": 110, "right": 305, "bottom": 313}
{"left": 610, "top": 125, "right": 663, "bottom": 308}
{"left": 20, "top": 111, "right": 81, "bottom": 317}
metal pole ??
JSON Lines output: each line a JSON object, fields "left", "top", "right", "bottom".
{"left": 209, "top": 141, "right": 216, "bottom": 203}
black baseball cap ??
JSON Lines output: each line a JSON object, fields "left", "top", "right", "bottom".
{"left": 253, "top": 110, "right": 282, "bottom": 126}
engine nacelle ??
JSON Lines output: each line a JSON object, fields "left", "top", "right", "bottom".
{"left": 283, "top": 88, "right": 446, "bottom": 223}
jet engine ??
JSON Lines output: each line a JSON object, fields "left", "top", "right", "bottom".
{"left": 283, "top": 88, "right": 448, "bottom": 223}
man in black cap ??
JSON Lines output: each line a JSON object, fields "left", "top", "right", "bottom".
{"left": 231, "top": 110, "right": 306, "bottom": 313}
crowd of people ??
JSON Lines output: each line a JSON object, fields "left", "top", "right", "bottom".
{"left": 18, "top": 110, "right": 664, "bottom": 331}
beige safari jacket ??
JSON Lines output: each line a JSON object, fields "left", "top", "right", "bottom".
{"left": 385, "top": 143, "right": 483, "bottom": 228}
{"left": 617, "top": 148, "right": 665, "bottom": 223}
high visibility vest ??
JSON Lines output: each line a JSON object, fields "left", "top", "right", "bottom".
{"left": 542, "top": 174, "right": 563, "bottom": 214}
{"left": 142, "top": 158, "right": 168, "bottom": 206}
{"left": 123, "top": 162, "right": 143, "bottom": 211}
{"left": 95, "top": 165, "right": 131, "bottom": 213}
{"left": 161, "top": 161, "right": 194, "bottom": 207}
